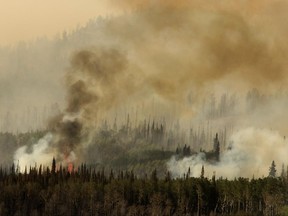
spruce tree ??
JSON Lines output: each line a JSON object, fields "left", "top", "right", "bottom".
{"left": 269, "top": 160, "right": 276, "bottom": 177}
{"left": 200, "top": 165, "right": 205, "bottom": 179}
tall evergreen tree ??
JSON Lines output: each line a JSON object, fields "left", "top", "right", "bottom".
{"left": 213, "top": 133, "right": 220, "bottom": 161}
{"left": 269, "top": 160, "right": 277, "bottom": 177}
{"left": 200, "top": 165, "right": 205, "bottom": 179}
{"left": 52, "top": 157, "right": 56, "bottom": 174}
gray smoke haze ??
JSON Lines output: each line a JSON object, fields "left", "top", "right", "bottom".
{"left": 12, "top": 0, "right": 288, "bottom": 174}
{"left": 168, "top": 127, "right": 288, "bottom": 179}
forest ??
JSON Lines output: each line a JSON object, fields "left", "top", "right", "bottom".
{"left": 0, "top": 158, "right": 287, "bottom": 216}
{"left": 1, "top": 4, "right": 288, "bottom": 216}
{"left": 0, "top": 127, "right": 286, "bottom": 216}
{"left": 0, "top": 122, "right": 223, "bottom": 178}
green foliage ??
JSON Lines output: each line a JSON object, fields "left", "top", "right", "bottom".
{"left": 279, "top": 205, "right": 288, "bottom": 216}
{"left": 112, "top": 149, "right": 174, "bottom": 166}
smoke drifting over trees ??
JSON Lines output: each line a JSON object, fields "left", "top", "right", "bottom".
{"left": 168, "top": 128, "right": 288, "bottom": 179}
{"left": 1, "top": 0, "right": 288, "bottom": 178}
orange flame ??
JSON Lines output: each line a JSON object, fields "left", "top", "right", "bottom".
{"left": 68, "top": 163, "right": 74, "bottom": 173}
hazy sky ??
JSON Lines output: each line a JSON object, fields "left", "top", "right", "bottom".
{"left": 0, "top": 0, "right": 285, "bottom": 46}
{"left": 0, "top": 0, "right": 116, "bottom": 46}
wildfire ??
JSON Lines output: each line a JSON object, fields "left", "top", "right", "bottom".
{"left": 68, "top": 162, "right": 74, "bottom": 173}
{"left": 63, "top": 148, "right": 75, "bottom": 173}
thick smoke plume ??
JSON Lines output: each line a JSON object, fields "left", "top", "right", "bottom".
{"left": 109, "top": 0, "right": 288, "bottom": 101}
{"left": 49, "top": 48, "right": 135, "bottom": 163}
{"left": 14, "top": 0, "right": 288, "bottom": 174}
{"left": 14, "top": 48, "right": 136, "bottom": 167}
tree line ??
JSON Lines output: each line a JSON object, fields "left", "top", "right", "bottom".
{"left": 0, "top": 159, "right": 288, "bottom": 216}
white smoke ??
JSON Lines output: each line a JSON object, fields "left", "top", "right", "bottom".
{"left": 14, "top": 133, "right": 55, "bottom": 172}
{"left": 168, "top": 127, "right": 288, "bottom": 179}
{"left": 13, "top": 132, "right": 78, "bottom": 172}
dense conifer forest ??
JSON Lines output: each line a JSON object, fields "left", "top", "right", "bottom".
{"left": 0, "top": 129, "right": 286, "bottom": 215}
{"left": 0, "top": 160, "right": 288, "bottom": 216}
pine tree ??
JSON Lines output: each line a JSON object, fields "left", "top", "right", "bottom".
{"left": 281, "top": 163, "right": 285, "bottom": 178}
{"left": 213, "top": 133, "right": 220, "bottom": 161}
{"left": 187, "top": 167, "right": 191, "bottom": 179}
{"left": 268, "top": 160, "right": 276, "bottom": 177}
{"left": 200, "top": 165, "right": 205, "bottom": 179}
{"left": 52, "top": 157, "right": 56, "bottom": 174}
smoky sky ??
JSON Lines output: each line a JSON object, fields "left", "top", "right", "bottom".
{"left": 11, "top": 0, "right": 288, "bottom": 170}
{"left": 54, "top": 0, "right": 288, "bottom": 157}
{"left": 0, "top": 0, "right": 113, "bottom": 46}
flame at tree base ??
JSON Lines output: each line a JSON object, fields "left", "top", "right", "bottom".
{"left": 67, "top": 162, "right": 74, "bottom": 173}
{"left": 63, "top": 150, "right": 77, "bottom": 173}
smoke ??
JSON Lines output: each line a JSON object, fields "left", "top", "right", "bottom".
{"left": 47, "top": 48, "right": 137, "bottom": 163}
{"left": 13, "top": 47, "right": 136, "bottom": 168}
{"left": 14, "top": 134, "right": 55, "bottom": 172}
{"left": 13, "top": 0, "right": 288, "bottom": 172}
{"left": 66, "top": 48, "right": 134, "bottom": 117}
{"left": 168, "top": 127, "right": 288, "bottom": 179}
{"left": 107, "top": 0, "right": 288, "bottom": 101}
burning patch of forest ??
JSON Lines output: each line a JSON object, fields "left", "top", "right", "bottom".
{"left": 9, "top": 0, "right": 288, "bottom": 179}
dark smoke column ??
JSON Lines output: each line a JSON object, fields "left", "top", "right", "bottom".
{"left": 50, "top": 48, "right": 130, "bottom": 164}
